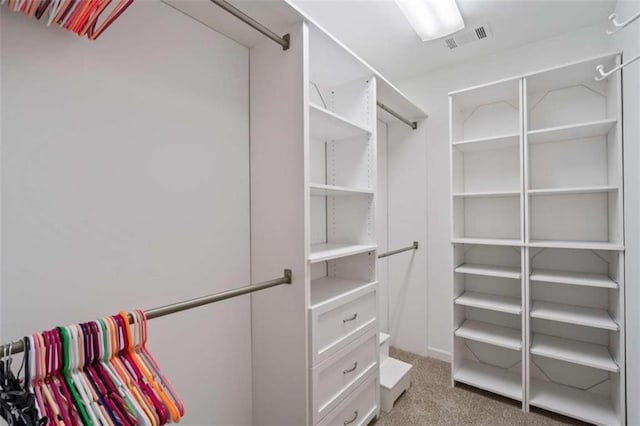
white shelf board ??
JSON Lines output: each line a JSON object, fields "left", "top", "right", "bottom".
{"left": 528, "top": 118, "right": 617, "bottom": 144}
{"left": 452, "top": 133, "right": 520, "bottom": 152}
{"left": 530, "top": 379, "right": 619, "bottom": 426}
{"left": 531, "top": 333, "right": 619, "bottom": 372}
{"left": 455, "top": 292, "right": 521, "bottom": 315}
{"left": 309, "top": 183, "right": 374, "bottom": 197}
{"left": 452, "top": 237, "right": 522, "bottom": 247}
{"left": 455, "top": 263, "right": 521, "bottom": 279}
{"left": 454, "top": 320, "right": 522, "bottom": 351}
{"left": 449, "top": 78, "right": 520, "bottom": 109}
{"left": 309, "top": 243, "right": 377, "bottom": 263}
{"left": 530, "top": 300, "right": 619, "bottom": 330}
{"left": 380, "top": 357, "right": 413, "bottom": 390}
{"left": 528, "top": 185, "right": 618, "bottom": 196}
{"left": 454, "top": 360, "right": 522, "bottom": 401}
{"left": 527, "top": 240, "right": 624, "bottom": 251}
{"left": 452, "top": 190, "right": 520, "bottom": 198}
{"left": 530, "top": 268, "right": 617, "bottom": 289}
{"left": 309, "top": 103, "right": 371, "bottom": 141}
{"left": 310, "top": 276, "right": 375, "bottom": 307}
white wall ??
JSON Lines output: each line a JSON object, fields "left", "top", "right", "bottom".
{"left": 0, "top": 4, "right": 253, "bottom": 424}
{"left": 396, "top": 23, "right": 612, "bottom": 361}
{"left": 609, "top": 2, "right": 640, "bottom": 424}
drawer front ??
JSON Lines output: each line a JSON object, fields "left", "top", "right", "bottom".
{"left": 311, "top": 283, "right": 377, "bottom": 364}
{"left": 316, "top": 373, "right": 379, "bottom": 426}
{"left": 312, "top": 329, "right": 378, "bottom": 422}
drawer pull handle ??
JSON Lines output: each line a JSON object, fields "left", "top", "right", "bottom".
{"left": 343, "top": 313, "right": 358, "bottom": 323}
{"left": 344, "top": 410, "right": 358, "bottom": 425}
{"left": 342, "top": 361, "right": 358, "bottom": 374}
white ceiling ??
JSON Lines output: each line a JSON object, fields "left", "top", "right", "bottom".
{"left": 291, "top": 0, "right": 616, "bottom": 81}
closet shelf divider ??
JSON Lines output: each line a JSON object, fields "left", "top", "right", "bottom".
{"left": 526, "top": 240, "right": 624, "bottom": 251}
{"left": 454, "top": 319, "right": 522, "bottom": 351}
{"left": 309, "top": 183, "right": 374, "bottom": 196}
{"left": 455, "top": 263, "right": 521, "bottom": 279}
{"left": 530, "top": 268, "right": 617, "bottom": 288}
{"left": 531, "top": 333, "right": 619, "bottom": 372}
{"left": 530, "top": 300, "right": 618, "bottom": 330}
{"left": 452, "top": 190, "right": 520, "bottom": 198}
{"left": 308, "top": 243, "right": 377, "bottom": 263}
{"left": 455, "top": 291, "right": 521, "bottom": 315}
{"left": 452, "top": 237, "right": 522, "bottom": 247}
{"left": 530, "top": 379, "right": 618, "bottom": 426}
{"left": 310, "top": 277, "right": 377, "bottom": 308}
{"left": 528, "top": 185, "right": 618, "bottom": 196}
{"left": 452, "top": 133, "right": 520, "bottom": 152}
{"left": 454, "top": 361, "right": 522, "bottom": 401}
{"left": 309, "top": 102, "right": 371, "bottom": 141}
{"left": 527, "top": 117, "right": 617, "bottom": 144}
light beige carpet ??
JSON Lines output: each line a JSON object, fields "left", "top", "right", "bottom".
{"left": 372, "top": 348, "right": 587, "bottom": 426}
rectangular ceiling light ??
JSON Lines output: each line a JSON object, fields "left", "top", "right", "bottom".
{"left": 395, "top": 0, "right": 464, "bottom": 41}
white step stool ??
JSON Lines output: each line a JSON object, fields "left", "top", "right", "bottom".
{"left": 379, "top": 332, "right": 412, "bottom": 413}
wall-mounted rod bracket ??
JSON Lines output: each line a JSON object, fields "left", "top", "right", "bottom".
{"left": 376, "top": 101, "right": 418, "bottom": 130}
{"left": 210, "top": 0, "right": 290, "bottom": 50}
{"left": 0, "top": 269, "right": 293, "bottom": 356}
{"left": 378, "top": 241, "right": 419, "bottom": 259}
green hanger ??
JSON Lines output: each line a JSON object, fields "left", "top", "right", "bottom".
{"left": 58, "top": 326, "right": 93, "bottom": 426}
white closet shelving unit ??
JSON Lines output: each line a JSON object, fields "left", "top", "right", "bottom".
{"left": 307, "top": 23, "right": 381, "bottom": 425}
{"left": 450, "top": 52, "right": 625, "bottom": 426}
{"left": 162, "top": 2, "right": 426, "bottom": 425}
{"left": 305, "top": 22, "right": 426, "bottom": 423}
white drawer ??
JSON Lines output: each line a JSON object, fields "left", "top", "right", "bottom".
{"left": 310, "top": 282, "right": 378, "bottom": 364}
{"left": 312, "top": 329, "right": 378, "bottom": 423}
{"left": 316, "top": 372, "right": 379, "bottom": 426}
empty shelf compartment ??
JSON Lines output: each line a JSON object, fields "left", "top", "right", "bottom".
{"left": 309, "top": 103, "right": 371, "bottom": 141}
{"left": 454, "top": 360, "right": 522, "bottom": 401}
{"left": 310, "top": 184, "right": 374, "bottom": 196}
{"left": 528, "top": 185, "right": 618, "bottom": 196}
{"left": 530, "top": 379, "right": 619, "bottom": 426}
{"left": 530, "top": 268, "right": 617, "bottom": 289}
{"left": 455, "top": 320, "right": 521, "bottom": 350}
{"left": 528, "top": 118, "right": 617, "bottom": 145}
{"left": 530, "top": 301, "right": 618, "bottom": 330}
{"left": 309, "top": 243, "right": 377, "bottom": 263}
{"left": 531, "top": 333, "right": 618, "bottom": 372}
{"left": 310, "top": 277, "right": 375, "bottom": 307}
{"left": 452, "top": 237, "right": 522, "bottom": 247}
{"left": 455, "top": 292, "right": 521, "bottom": 315}
{"left": 455, "top": 263, "right": 521, "bottom": 279}
{"left": 452, "top": 133, "right": 520, "bottom": 152}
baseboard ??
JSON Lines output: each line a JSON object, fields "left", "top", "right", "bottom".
{"left": 427, "top": 347, "right": 451, "bottom": 363}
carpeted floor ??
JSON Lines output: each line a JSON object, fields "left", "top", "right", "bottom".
{"left": 371, "top": 348, "right": 587, "bottom": 426}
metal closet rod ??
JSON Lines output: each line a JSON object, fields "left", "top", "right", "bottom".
{"left": 376, "top": 102, "right": 418, "bottom": 130}
{"left": 210, "top": 0, "right": 290, "bottom": 51}
{"left": 0, "top": 269, "right": 293, "bottom": 356}
{"left": 378, "top": 241, "right": 419, "bottom": 259}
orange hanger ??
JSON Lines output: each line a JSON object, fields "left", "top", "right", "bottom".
{"left": 126, "top": 311, "right": 181, "bottom": 422}
{"left": 106, "top": 316, "right": 157, "bottom": 426}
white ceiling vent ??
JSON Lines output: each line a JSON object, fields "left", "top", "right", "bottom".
{"left": 444, "top": 24, "right": 492, "bottom": 49}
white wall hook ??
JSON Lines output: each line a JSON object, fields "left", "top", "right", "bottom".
{"left": 595, "top": 54, "right": 640, "bottom": 80}
{"left": 607, "top": 11, "right": 640, "bottom": 35}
